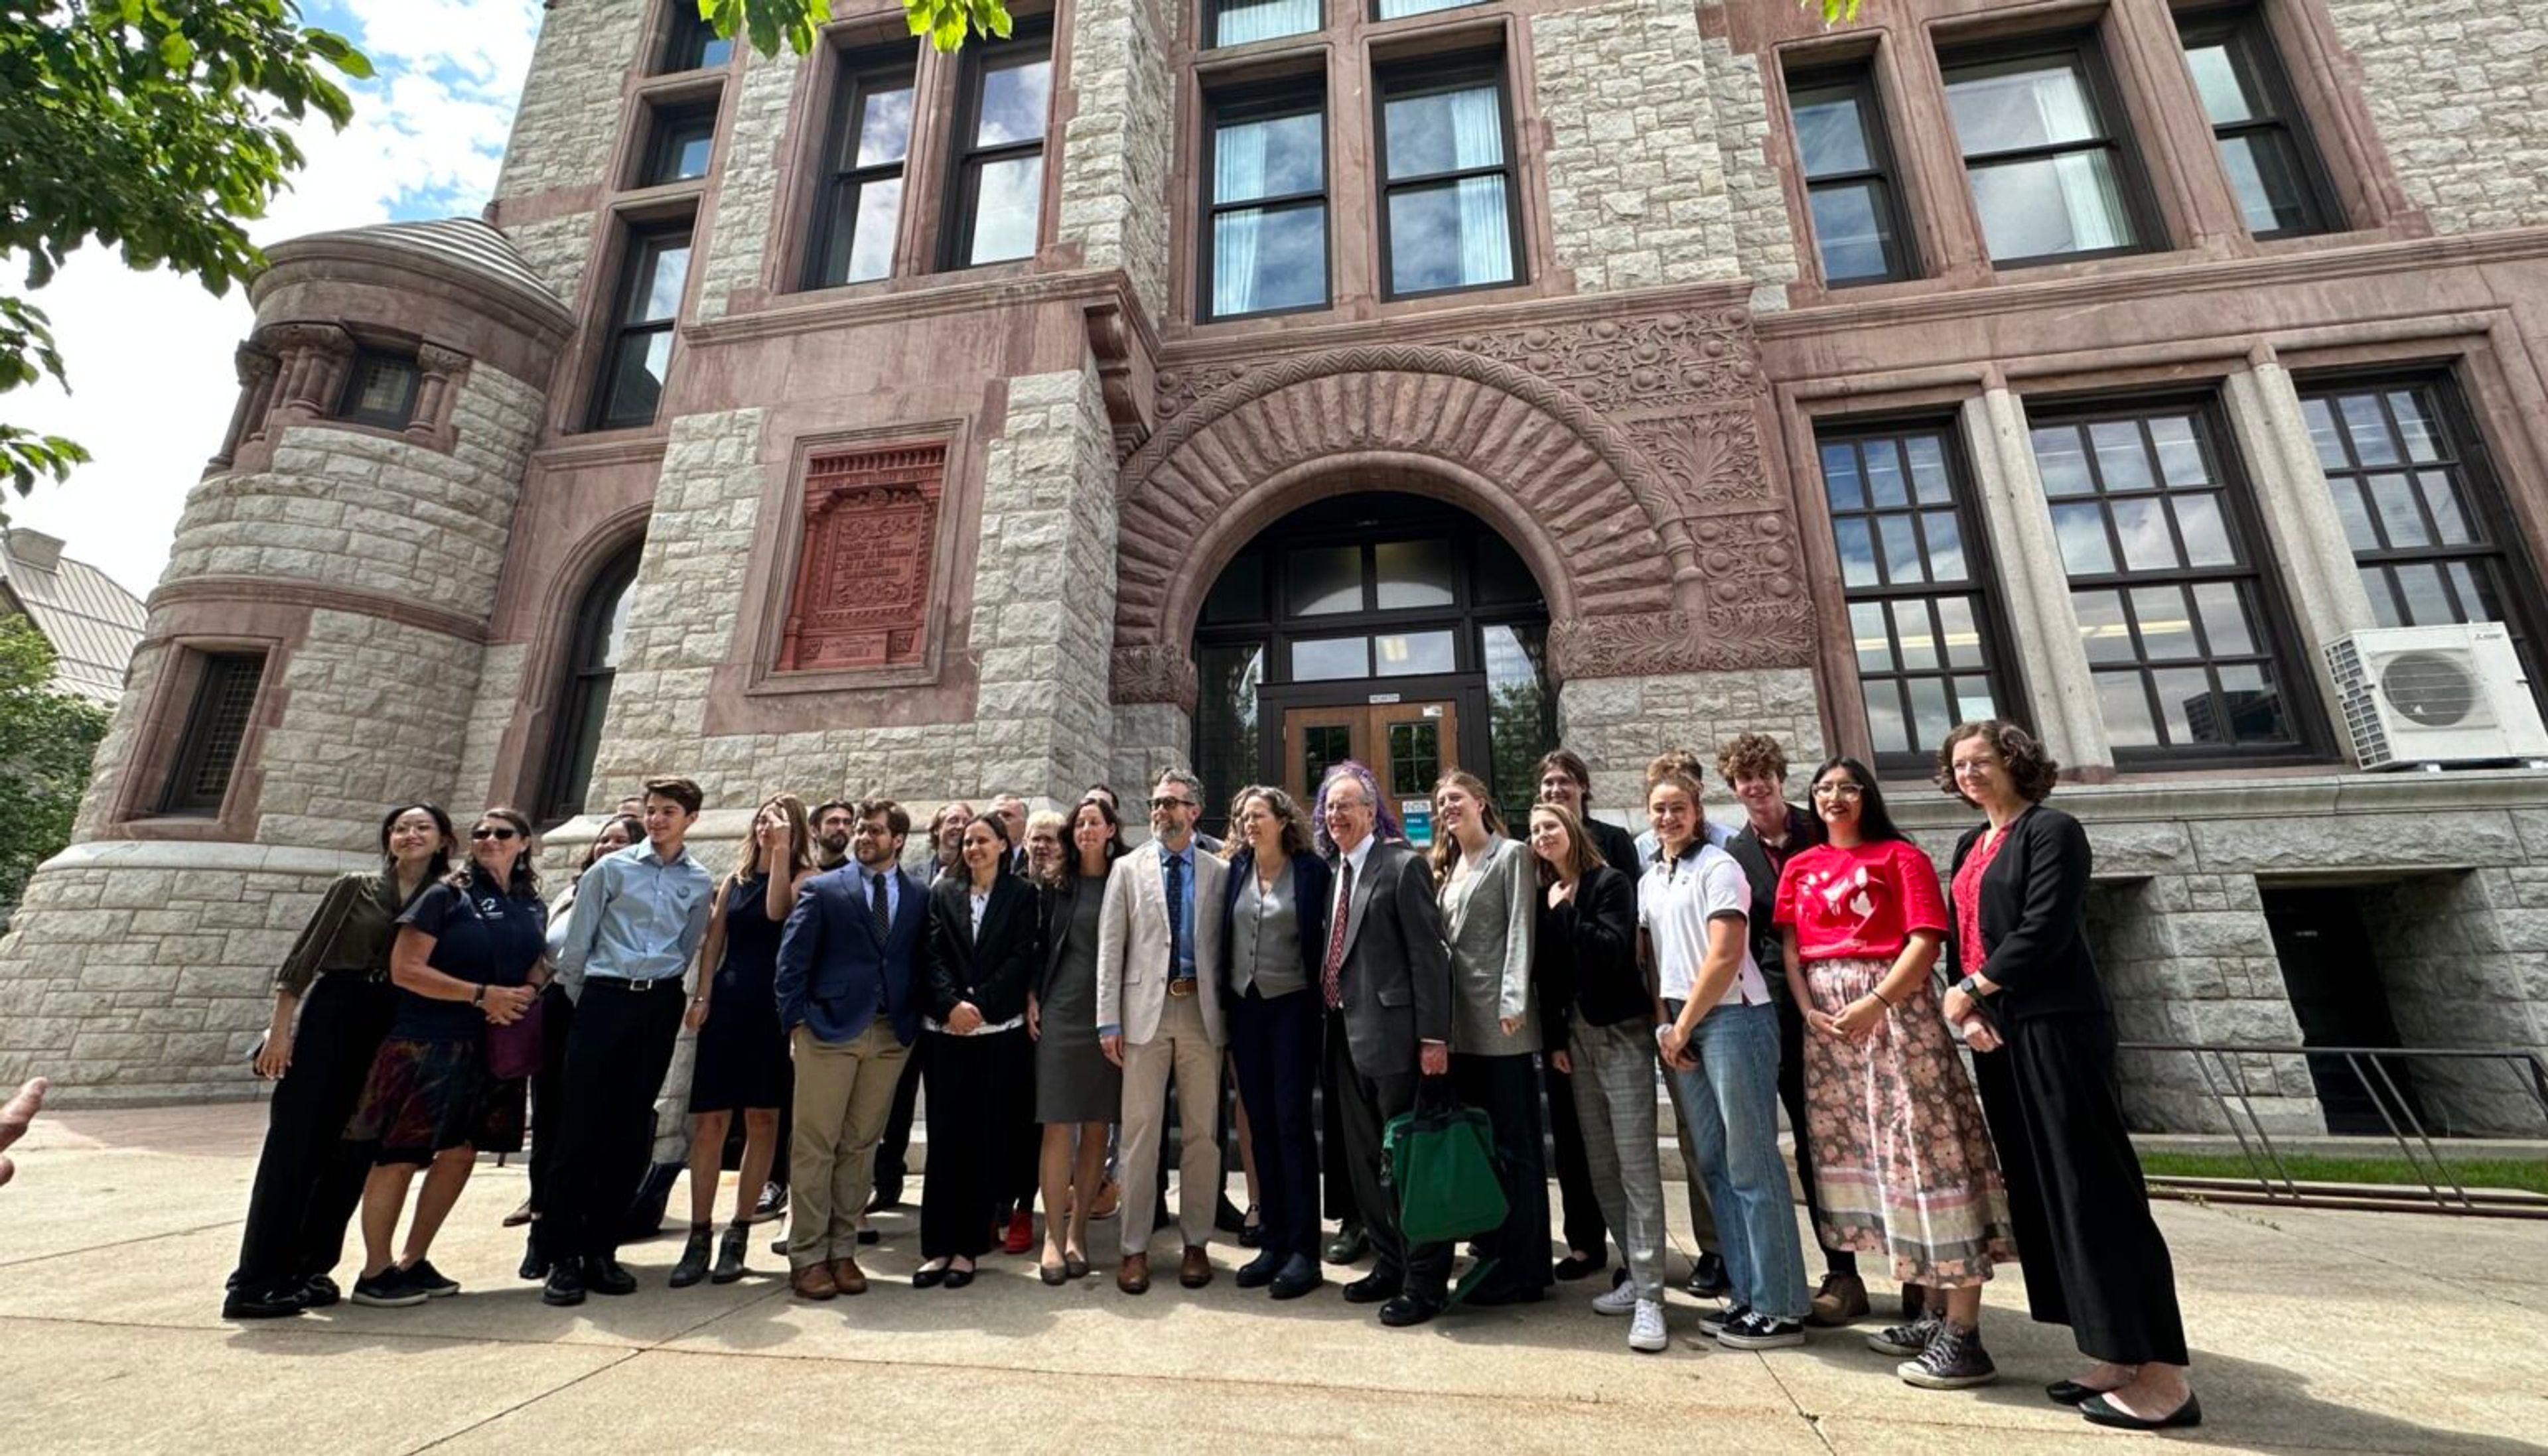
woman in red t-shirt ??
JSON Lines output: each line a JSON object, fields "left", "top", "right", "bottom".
{"left": 1774, "top": 757, "right": 2015, "bottom": 1393}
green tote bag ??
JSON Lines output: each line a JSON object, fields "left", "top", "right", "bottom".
{"left": 1382, "top": 1088, "right": 1510, "bottom": 1247}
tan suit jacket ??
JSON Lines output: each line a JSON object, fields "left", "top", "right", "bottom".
{"left": 1095, "top": 842, "right": 1230, "bottom": 1047}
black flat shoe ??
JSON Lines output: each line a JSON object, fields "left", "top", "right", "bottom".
{"left": 857, "top": 1226, "right": 882, "bottom": 1246}
{"left": 1040, "top": 1262, "right": 1068, "bottom": 1286}
{"left": 2080, "top": 1393, "right": 2202, "bottom": 1431}
{"left": 1553, "top": 1253, "right": 1604, "bottom": 1282}
{"left": 912, "top": 1264, "right": 949, "bottom": 1289}
{"left": 1063, "top": 1252, "right": 1090, "bottom": 1280}
{"left": 2046, "top": 1380, "right": 2115, "bottom": 1406}
{"left": 944, "top": 1264, "right": 976, "bottom": 1290}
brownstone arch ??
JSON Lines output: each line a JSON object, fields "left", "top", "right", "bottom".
{"left": 1109, "top": 346, "right": 1715, "bottom": 706}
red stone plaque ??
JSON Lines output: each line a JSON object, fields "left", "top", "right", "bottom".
{"left": 776, "top": 442, "right": 946, "bottom": 672}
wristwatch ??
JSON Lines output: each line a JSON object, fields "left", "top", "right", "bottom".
{"left": 470, "top": 984, "right": 486, "bottom": 1006}
{"left": 1954, "top": 974, "right": 1989, "bottom": 1000}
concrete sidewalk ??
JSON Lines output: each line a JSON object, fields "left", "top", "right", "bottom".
{"left": 2, "top": 1103, "right": 2543, "bottom": 1455}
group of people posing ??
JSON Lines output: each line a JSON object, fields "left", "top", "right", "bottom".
{"left": 221, "top": 720, "right": 2198, "bottom": 1432}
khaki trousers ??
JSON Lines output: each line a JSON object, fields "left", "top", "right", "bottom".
{"left": 1117, "top": 992, "right": 1223, "bottom": 1258}
{"left": 787, "top": 1020, "right": 909, "bottom": 1268}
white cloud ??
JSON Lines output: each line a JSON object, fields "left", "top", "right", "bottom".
{"left": 5, "top": 0, "right": 545, "bottom": 597}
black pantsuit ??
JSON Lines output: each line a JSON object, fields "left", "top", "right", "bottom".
{"left": 918, "top": 1027, "right": 1033, "bottom": 1259}
{"left": 1324, "top": 1010, "right": 1449, "bottom": 1300}
{"left": 1230, "top": 986, "right": 1321, "bottom": 1262}
{"left": 873, "top": 1041, "right": 925, "bottom": 1199}
{"left": 230, "top": 973, "right": 396, "bottom": 1291}
{"left": 1973, "top": 1013, "right": 2188, "bottom": 1365}
{"left": 1321, "top": 1060, "right": 1354, "bottom": 1224}
{"left": 1541, "top": 1055, "right": 1606, "bottom": 1261}
{"left": 543, "top": 978, "right": 685, "bottom": 1263}
{"left": 1451, "top": 1052, "right": 1552, "bottom": 1300}
{"left": 524, "top": 981, "right": 577, "bottom": 1262}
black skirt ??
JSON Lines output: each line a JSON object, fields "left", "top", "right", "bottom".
{"left": 344, "top": 1036, "right": 526, "bottom": 1165}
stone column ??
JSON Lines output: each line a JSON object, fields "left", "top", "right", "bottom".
{"left": 1959, "top": 387, "right": 2113, "bottom": 774}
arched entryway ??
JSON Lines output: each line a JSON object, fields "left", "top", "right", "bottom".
{"left": 1190, "top": 491, "right": 1553, "bottom": 839}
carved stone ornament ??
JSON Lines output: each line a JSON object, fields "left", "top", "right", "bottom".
{"left": 1449, "top": 309, "right": 1765, "bottom": 415}
{"left": 777, "top": 442, "right": 947, "bottom": 673}
{"left": 1109, "top": 643, "right": 1199, "bottom": 710}
{"left": 1691, "top": 511, "right": 1818, "bottom": 667}
{"left": 1622, "top": 405, "right": 1771, "bottom": 515}
{"left": 1548, "top": 612, "right": 1709, "bottom": 679}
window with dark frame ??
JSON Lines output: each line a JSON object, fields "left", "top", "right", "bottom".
{"left": 537, "top": 547, "right": 640, "bottom": 825}
{"left": 1940, "top": 39, "right": 2152, "bottom": 265}
{"left": 157, "top": 651, "right": 265, "bottom": 816}
{"left": 1816, "top": 424, "right": 2019, "bottom": 767}
{"left": 1786, "top": 62, "right": 1916, "bottom": 285}
{"left": 2028, "top": 402, "right": 2311, "bottom": 758}
{"left": 944, "top": 29, "right": 1052, "bottom": 269}
{"left": 806, "top": 54, "right": 918, "bottom": 288}
{"left": 2176, "top": 7, "right": 2336, "bottom": 239}
{"left": 660, "top": 3, "right": 732, "bottom": 73}
{"left": 1375, "top": 58, "right": 1522, "bottom": 298}
{"left": 1212, "top": 0, "right": 1320, "bottom": 47}
{"left": 1203, "top": 82, "right": 1329, "bottom": 320}
{"left": 335, "top": 350, "right": 419, "bottom": 429}
{"left": 1373, "top": 0, "right": 1484, "bottom": 18}
{"left": 2298, "top": 376, "right": 2548, "bottom": 695}
{"left": 590, "top": 227, "right": 693, "bottom": 430}
{"left": 639, "top": 101, "right": 717, "bottom": 187}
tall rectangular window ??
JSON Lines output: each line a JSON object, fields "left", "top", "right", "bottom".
{"left": 1376, "top": 61, "right": 1520, "bottom": 298}
{"left": 1787, "top": 64, "right": 1915, "bottom": 285}
{"left": 159, "top": 652, "right": 265, "bottom": 815}
{"left": 2300, "top": 377, "right": 2546, "bottom": 683}
{"left": 640, "top": 101, "right": 717, "bottom": 187}
{"left": 1204, "top": 85, "right": 1328, "bottom": 319}
{"left": 2030, "top": 403, "right": 2308, "bottom": 758}
{"left": 1817, "top": 425, "right": 2017, "bottom": 767}
{"left": 808, "top": 57, "right": 916, "bottom": 287}
{"left": 946, "top": 31, "right": 1052, "bottom": 268}
{"left": 2178, "top": 7, "right": 2334, "bottom": 239}
{"left": 1212, "top": 0, "right": 1319, "bottom": 46}
{"left": 660, "top": 4, "right": 732, "bottom": 73}
{"left": 1942, "top": 40, "right": 2149, "bottom": 265}
{"left": 591, "top": 228, "right": 692, "bottom": 430}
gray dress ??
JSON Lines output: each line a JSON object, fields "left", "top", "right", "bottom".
{"left": 1036, "top": 879, "right": 1121, "bottom": 1124}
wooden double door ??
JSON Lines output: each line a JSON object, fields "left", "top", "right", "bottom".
{"left": 1278, "top": 696, "right": 1462, "bottom": 846}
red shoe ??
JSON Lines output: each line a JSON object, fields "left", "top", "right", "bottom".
{"left": 1003, "top": 1210, "right": 1035, "bottom": 1255}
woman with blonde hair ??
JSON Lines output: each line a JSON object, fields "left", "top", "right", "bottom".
{"left": 673, "top": 793, "right": 817, "bottom": 1288}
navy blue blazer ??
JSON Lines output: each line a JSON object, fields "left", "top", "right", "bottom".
{"left": 1218, "top": 847, "right": 1333, "bottom": 1000}
{"left": 774, "top": 863, "right": 930, "bottom": 1045}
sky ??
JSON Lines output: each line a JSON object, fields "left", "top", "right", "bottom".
{"left": 5, "top": 0, "right": 547, "bottom": 597}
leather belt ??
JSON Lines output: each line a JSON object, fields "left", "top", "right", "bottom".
{"left": 1167, "top": 978, "right": 1196, "bottom": 998}
{"left": 590, "top": 975, "right": 682, "bottom": 993}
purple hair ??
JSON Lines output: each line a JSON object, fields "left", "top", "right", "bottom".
{"left": 1311, "top": 760, "right": 1403, "bottom": 856}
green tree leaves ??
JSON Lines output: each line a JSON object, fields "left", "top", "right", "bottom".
{"left": 0, "top": 614, "right": 109, "bottom": 911}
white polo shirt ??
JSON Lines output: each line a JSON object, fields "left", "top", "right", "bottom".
{"left": 1638, "top": 842, "right": 1770, "bottom": 1008}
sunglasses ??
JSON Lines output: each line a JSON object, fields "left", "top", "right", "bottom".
{"left": 471, "top": 826, "right": 522, "bottom": 841}
{"left": 1149, "top": 797, "right": 1195, "bottom": 810}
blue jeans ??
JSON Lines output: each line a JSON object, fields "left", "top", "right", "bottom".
{"left": 1665, "top": 998, "right": 1807, "bottom": 1322}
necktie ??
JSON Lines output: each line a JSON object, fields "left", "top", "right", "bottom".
{"left": 870, "top": 872, "right": 890, "bottom": 941}
{"left": 1165, "top": 852, "right": 1188, "bottom": 981}
{"left": 1322, "top": 858, "right": 1353, "bottom": 1009}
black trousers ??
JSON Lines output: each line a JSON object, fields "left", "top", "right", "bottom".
{"left": 918, "top": 1027, "right": 1032, "bottom": 1260}
{"left": 1324, "top": 1011, "right": 1449, "bottom": 1301}
{"left": 1452, "top": 1051, "right": 1553, "bottom": 1299}
{"left": 873, "top": 1037, "right": 926, "bottom": 1197}
{"left": 1776, "top": 991, "right": 1854, "bottom": 1276}
{"left": 544, "top": 978, "right": 684, "bottom": 1264}
{"left": 1973, "top": 1012, "right": 2190, "bottom": 1366}
{"left": 1541, "top": 1056, "right": 1606, "bottom": 1260}
{"left": 1230, "top": 986, "right": 1321, "bottom": 1262}
{"left": 524, "top": 982, "right": 577, "bottom": 1260}
{"left": 231, "top": 974, "right": 395, "bottom": 1291}
{"left": 1321, "top": 1043, "right": 1355, "bottom": 1223}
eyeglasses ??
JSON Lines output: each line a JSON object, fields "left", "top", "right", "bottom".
{"left": 471, "top": 827, "right": 521, "bottom": 841}
{"left": 1810, "top": 783, "right": 1866, "bottom": 800}
{"left": 1149, "top": 797, "right": 1195, "bottom": 811}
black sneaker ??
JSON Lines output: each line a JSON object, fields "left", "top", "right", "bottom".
{"left": 1899, "top": 1323, "right": 1999, "bottom": 1390}
{"left": 402, "top": 1258, "right": 459, "bottom": 1298}
{"left": 1687, "top": 1250, "right": 1730, "bottom": 1298}
{"left": 585, "top": 1257, "right": 638, "bottom": 1297}
{"left": 1867, "top": 1313, "right": 1942, "bottom": 1357}
{"left": 350, "top": 1268, "right": 427, "bottom": 1308}
{"left": 299, "top": 1274, "right": 340, "bottom": 1309}
{"left": 751, "top": 1181, "right": 788, "bottom": 1224}
{"left": 1717, "top": 1310, "right": 1807, "bottom": 1350}
{"left": 1697, "top": 1301, "right": 1750, "bottom": 1337}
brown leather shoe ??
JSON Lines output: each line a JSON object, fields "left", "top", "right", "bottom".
{"left": 1179, "top": 1244, "right": 1213, "bottom": 1289}
{"left": 1117, "top": 1254, "right": 1151, "bottom": 1295}
{"left": 791, "top": 1262, "right": 838, "bottom": 1301}
{"left": 830, "top": 1257, "right": 868, "bottom": 1296}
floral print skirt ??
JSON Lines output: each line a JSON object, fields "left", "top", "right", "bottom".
{"left": 1801, "top": 957, "right": 2017, "bottom": 1288}
{"left": 343, "top": 1036, "right": 526, "bottom": 1167}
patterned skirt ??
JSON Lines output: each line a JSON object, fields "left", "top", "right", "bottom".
{"left": 1800, "top": 957, "right": 2018, "bottom": 1288}
{"left": 343, "top": 1036, "right": 527, "bottom": 1166}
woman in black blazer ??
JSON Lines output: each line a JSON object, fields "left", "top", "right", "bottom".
{"left": 916, "top": 812, "right": 1040, "bottom": 1287}
{"left": 1219, "top": 785, "right": 1332, "bottom": 1299}
{"left": 1938, "top": 721, "right": 2197, "bottom": 1430}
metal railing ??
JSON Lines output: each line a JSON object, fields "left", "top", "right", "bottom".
{"left": 2118, "top": 1041, "right": 2548, "bottom": 1219}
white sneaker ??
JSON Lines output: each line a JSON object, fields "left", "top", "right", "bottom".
{"left": 1591, "top": 1282, "right": 1640, "bottom": 1316}
{"left": 1629, "top": 1298, "right": 1669, "bottom": 1353}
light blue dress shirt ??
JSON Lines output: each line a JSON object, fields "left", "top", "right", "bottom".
{"left": 553, "top": 841, "right": 714, "bottom": 984}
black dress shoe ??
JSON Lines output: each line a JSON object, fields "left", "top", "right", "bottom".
{"left": 1342, "top": 1271, "right": 1397, "bottom": 1305}
{"left": 1324, "top": 1221, "right": 1368, "bottom": 1264}
{"left": 519, "top": 1244, "right": 549, "bottom": 1282}
{"left": 2080, "top": 1392, "right": 2202, "bottom": 1431}
{"left": 542, "top": 1264, "right": 586, "bottom": 1307}
{"left": 1234, "top": 1250, "right": 1283, "bottom": 1290}
{"left": 299, "top": 1275, "right": 340, "bottom": 1309}
{"left": 1379, "top": 1293, "right": 1442, "bottom": 1327}
{"left": 221, "top": 1286, "right": 307, "bottom": 1320}
{"left": 913, "top": 1264, "right": 949, "bottom": 1290}
{"left": 866, "top": 1182, "right": 904, "bottom": 1214}
{"left": 1214, "top": 1193, "right": 1248, "bottom": 1234}
{"left": 1687, "top": 1251, "right": 1730, "bottom": 1298}
{"left": 944, "top": 1264, "right": 976, "bottom": 1290}
{"left": 2046, "top": 1380, "right": 2109, "bottom": 1407}
{"left": 583, "top": 1258, "right": 637, "bottom": 1297}
{"left": 857, "top": 1226, "right": 882, "bottom": 1246}
{"left": 1238, "top": 1205, "right": 1264, "bottom": 1248}
{"left": 1269, "top": 1255, "right": 1324, "bottom": 1301}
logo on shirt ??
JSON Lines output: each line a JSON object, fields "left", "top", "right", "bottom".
{"left": 476, "top": 895, "right": 506, "bottom": 917}
{"left": 1799, "top": 866, "right": 1875, "bottom": 921}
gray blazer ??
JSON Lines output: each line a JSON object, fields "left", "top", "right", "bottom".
{"left": 1441, "top": 834, "right": 1537, "bottom": 1057}
{"left": 1330, "top": 838, "right": 1454, "bottom": 1080}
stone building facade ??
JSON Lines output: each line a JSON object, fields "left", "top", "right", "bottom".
{"left": 5, "top": 0, "right": 2546, "bottom": 1134}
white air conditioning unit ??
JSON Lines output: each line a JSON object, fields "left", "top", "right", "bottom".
{"left": 2325, "top": 622, "right": 2548, "bottom": 769}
